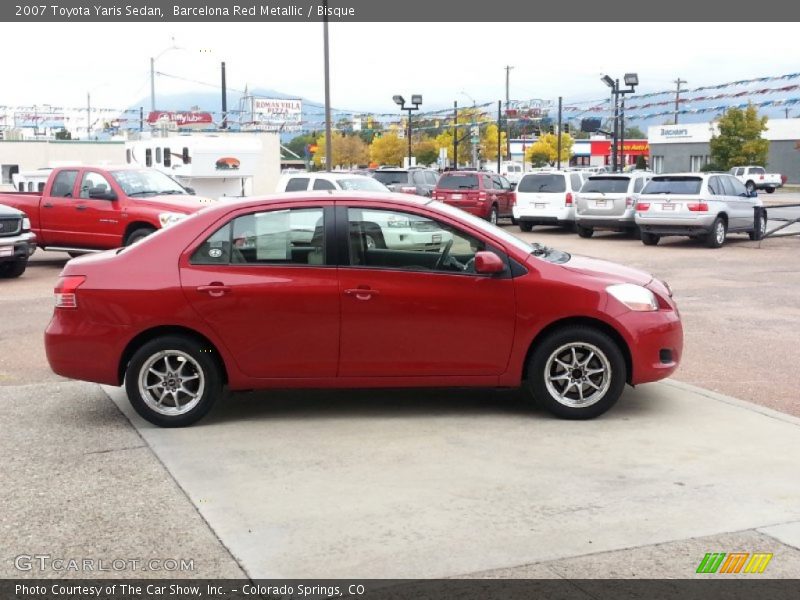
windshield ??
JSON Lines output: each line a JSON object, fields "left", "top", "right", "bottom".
{"left": 438, "top": 174, "right": 479, "bottom": 190}
{"left": 338, "top": 178, "right": 389, "bottom": 192}
{"left": 373, "top": 171, "right": 409, "bottom": 185}
{"left": 581, "top": 177, "right": 630, "bottom": 194}
{"left": 518, "top": 174, "right": 566, "bottom": 193}
{"left": 110, "top": 169, "right": 189, "bottom": 196}
{"left": 642, "top": 177, "right": 702, "bottom": 195}
{"left": 430, "top": 201, "right": 570, "bottom": 264}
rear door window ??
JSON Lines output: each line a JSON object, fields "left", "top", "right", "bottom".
{"left": 373, "top": 171, "right": 409, "bottom": 186}
{"left": 285, "top": 177, "right": 309, "bottom": 192}
{"left": 518, "top": 174, "right": 566, "bottom": 193}
{"left": 312, "top": 178, "right": 336, "bottom": 191}
{"left": 708, "top": 176, "right": 723, "bottom": 196}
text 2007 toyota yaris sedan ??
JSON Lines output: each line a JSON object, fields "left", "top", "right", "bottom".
{"left": 45, "top": 192, "right": 682, "bottom": 427}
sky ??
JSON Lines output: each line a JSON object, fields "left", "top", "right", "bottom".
{"left": 2, "top": 22, "right": 800, "bottom": 117}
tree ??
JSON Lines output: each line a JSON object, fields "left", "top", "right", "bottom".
{"left": 413, "top": 138, "right": 439, "bottom": 166}
{"left": 285, "top": 133, "right": 316, "bottom": 160}
{"left": 524, "top": 132, "right": 573, "bottom": 166}
{"left": 480, "top": 123, "right": 507, "bottom": 163}
{"left": 312, "top": 132, "right": 369, "bottom": 168}
{"left": 370, "top": 131, "right": 406, "bottom": 166}
{"left": 624, "top": 126, "right": 646, "bottom": 139}
{"left": 635, "top": 155, "right": 648, "bottom": 170}
{"left": 709, "top": 105, "right": 769, "bottom": 170}
{"left": 527, "top": 148, "right": 551, "bottom": 168}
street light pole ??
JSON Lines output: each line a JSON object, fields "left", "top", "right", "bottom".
{"left": 323, "top": 0, "right": 332, "bottom": 171}
{"left": 612, "top": 79, "right": 619, "bottom": 172}
{"left": 406, "top": 107, "right": 412, "bottom": 165}
{"left": 150, "top": 57, "right": 155, "bottom": 112}
{"left": 393, "top": 95, "right": 422, "bottom": 168}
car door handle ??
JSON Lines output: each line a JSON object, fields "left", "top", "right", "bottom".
{"left": 43, "top": 202, "right": 53, "bottom": 208}
{"left": 76, "top": 205, "right": 87, "bottom": 211}
{"left": 197, "top": 284, "right": 232, "bottom": 297}
{"left": 344, "top": 287, "right": 380, "bottom": 300}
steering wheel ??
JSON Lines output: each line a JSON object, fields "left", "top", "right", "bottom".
{"left": 434, "top": 239, "right": 454, "bottom": 270}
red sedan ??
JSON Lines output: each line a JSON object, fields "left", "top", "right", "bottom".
{"left": 45, "top": 192, "right": 682, "bottom": 427}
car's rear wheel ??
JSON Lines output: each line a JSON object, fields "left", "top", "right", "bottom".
{"left": 745, "top": 181, "right": 756, "bottom": 194}
{"left": 576, "top": 225, "right": 593, "bottom": 238}
{"left": 488, "top": 205, "right": 499, "bottom": 225}
{"left": 519, "top": 222, "right": 533, "bottom": 232}
{"left": 525, "top": 326, "right": 626, "bottom": 419}
{"left": 706, "top": 217, "right": 726, "bottom": 248}
{"left": 766, "top": 187, "right": 775, "bottom": 194}
{"left": 125, "top": 335, "right": 222, "bottom": 427}
{"left": 641, "top": 232, "right": 660, "bottom": 246}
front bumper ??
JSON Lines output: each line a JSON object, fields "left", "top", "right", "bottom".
{"left": 617, "top": 305, "right": 683, "bottom": 385}
{"left": 0, "top": 231, "right": 36, "bottom": 262}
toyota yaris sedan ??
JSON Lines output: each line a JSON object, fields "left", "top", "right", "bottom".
{"left": 45, "top": 192, "right": 682, "bottom": 427}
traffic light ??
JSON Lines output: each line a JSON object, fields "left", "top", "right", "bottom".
{"left": 548, "top": 125, "right": 555, "bottom": 134}
{"left": 563, "top": 123, "right": 570, "bottom": 134}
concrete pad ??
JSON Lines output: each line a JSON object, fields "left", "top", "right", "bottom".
{"left": 0, "top": 382, "right": 245, "bottom": 579}
{"left": 474, "top": 529, "right": 800, "bottom": 578}
{"left": 759, "top": 521, "right": 800, "bottom": 551}
{"left": 105, "top": 380, "right": 800, "bottom": 579}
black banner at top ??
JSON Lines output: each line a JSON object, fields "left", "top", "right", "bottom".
{"left": 3, "top": 0, "right": 800, "bottom": 21}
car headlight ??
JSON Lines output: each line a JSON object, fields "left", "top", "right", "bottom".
{"left": 607, "top": 283, "right": 658, "bottom": 312}
{"left": 22, "top": 217, "right": 31, "bottom": 231}
{"left": 159, "top": 212, "right": 187, "bottom": 228}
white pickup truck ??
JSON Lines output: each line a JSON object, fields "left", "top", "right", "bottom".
{"left": 729, "top": 166, "right": 783, "bottom": 194}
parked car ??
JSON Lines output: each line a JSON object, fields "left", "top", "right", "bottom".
{"left": 575, "top": 172, "right": 652, "bottom": 238}
{"left": 513, "top": 170, "right": 586, "bottom": 232}
{"left": 372, "top": 167, "right": 439, "bottom": 196}
{"left": 46, "top": 191, "right": 682, "bottom": 427}
{"left": 432, "top": 171, "right": 514, "bottom": 224}
{"left": 635, "top": 173, "right": 765, "bottom": 248}
{"left": 276, "top": 172, "right": 389, "bottom": 194}
{"left": 729, "top": 166, "right": 783, "bottom": 194}
{"left": 276, "top": 173, "right": 449, "bottom": 250}
{"left": 0, "top": 166, "right": 212, "bottom": 256}
{"left": 0, "top": 203, "right": 37, "bottom": 278}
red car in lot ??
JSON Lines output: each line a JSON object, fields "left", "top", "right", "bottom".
{"left": 432, "top": 171, "right": 515, "bottom": 224}
{"left": 46, "top": 192, "right": 682, "bottom": 427}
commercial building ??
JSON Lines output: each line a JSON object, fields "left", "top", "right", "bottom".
{"left": 647, "top": 119, "right": 800, "bottom": 183}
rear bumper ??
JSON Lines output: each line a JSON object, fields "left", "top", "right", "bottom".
{"left": 575, "top": 215, "right": 636, "bottom": 229}
{"left": 635, "top": 213, "right": 716, "bottom": 236}
{"left": 513, "top": 205, "right": 575, "bottom": 224}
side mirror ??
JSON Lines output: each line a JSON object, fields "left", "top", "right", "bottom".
{"left": 510, "top": 182, "right": 517, "bottom": 190}
{"left": 474, "top": 251, "right": 505, "bottom": 275}
{"left": 88, "top": 187, "right": 117, "bottom": 201}
{"left": 747, "top": 189, "right": 758, "bottom": 198}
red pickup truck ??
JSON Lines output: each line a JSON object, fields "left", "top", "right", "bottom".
{"left": 0, "top": 165, "right": 211, "bottom": 255}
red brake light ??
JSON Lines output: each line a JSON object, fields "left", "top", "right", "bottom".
{"left": 636, "top": 202, "right": 650, "bottom": 211}
{"left": 565, "top": 192, "right": 573, "bottom": 206}
{"left": 687, "top": 203, "right": 709, "bottom": 212}
{"left": 54, "top": 276, "right": 86, "bottom": 309}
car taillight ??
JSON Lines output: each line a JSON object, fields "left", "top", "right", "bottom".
{"left": 512, "top": 192, "right": 517, "bottom": 207}
{"left": 400, "top": 186, "right": 416, "bottom": 194}
{"left": 565, "top": 192, "right": 573, "bottom": 206}
{"left": 54, "top": 276, "right": 86, "bottom": 309}
{"left": 759, "top": 174, "right": 764, "bottom": 180}
{"left": 478, "top": 191, "right": 487, "bottom": 201}
{"left": 625, "top": 196, "right": 634, "bottom": 207}
{"left": 636, "top": 202, "right": 650, "bottom": 211}
{"left": 687, "top": 203, "right": 708, "bottom": 212}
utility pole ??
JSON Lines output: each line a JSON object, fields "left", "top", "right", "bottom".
{"left": 612, "top": 80, "right": 619, "bottom": 172}
{"left": 86, "top": 92, "right": 91, "bottom": 140}
{"left": 673, "top": 78, "right": 687, "bottom": 125}
{"left": 505, "top": 65, "right": 514, "bottom": 160}
{"left": 556, "top": 96, "right": 562, "bottom": 170}
{"left": 322, "top": 0, "right": 332, "bottom": 171}
{"left": 497, "top": 100, "right": 502, "bottom": 174}
{"left": 453, "top": 101, "right": 458, "bottom": 168}
{"left": 220, "top": 62, "right": 227, "bottom": 129}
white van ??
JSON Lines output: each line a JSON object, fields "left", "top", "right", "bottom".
{"left": 513, "top": 170, "right": 586, "bottom": 231}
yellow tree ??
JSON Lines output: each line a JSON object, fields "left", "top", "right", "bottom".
{"left": 370, "top": 132, "right": 406, "bottom": 166}
{"left": 339, "top": 135, "right": 370, "bottom": 167}
{"left": 524, "top": 133, "right": 573, "bottom": 166}
{"left": 480, "top": 123, "right": 507, "bottom": 163}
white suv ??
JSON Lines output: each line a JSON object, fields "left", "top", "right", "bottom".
{"left": 635, "top": 173, "right": 765, "bottom": 248}
{"left": 513, "top": 170, "right": 586, "bottom": 231}
{"left": 276, "top": 172, "right": 389, "bottom": 193}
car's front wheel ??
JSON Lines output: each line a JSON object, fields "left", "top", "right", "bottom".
{"left": 125, "top": 335, "right": 222, "bottom": 427}
{"left": 576, "top": 225, "right": 593, "bottom": 238}
{"left": 0, "top": 259, "right": 27, "bottom": 278}
{"left": 641, "top": 232, "right": 660, "bottom": 246}
{"left": 526, "top": 326, "right": 626, "bottom": 419}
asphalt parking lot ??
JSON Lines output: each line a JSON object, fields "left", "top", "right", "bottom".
{"left": 1, "top": 192, "right": 799, "bottom": 579}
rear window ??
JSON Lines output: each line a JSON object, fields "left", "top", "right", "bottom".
{"left": 517, "top": 174, "right": 566, "bottom": 193}
{"left": 437, "top": 174, "right": 479, "bottom": 190}
{"left": 642, "top": 177, "right": 702, "bottom": 195}
{"left": 373, "top": 171, "right": 409, "bottom": 185}
{"left": 749, "top": 167, "right": 766, "bottom": 175}
{"left": 581, "top": 177, "right": 631, "bottom": 194}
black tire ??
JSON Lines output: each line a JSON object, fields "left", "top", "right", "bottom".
{"left": 0, "top": 259, "right": 27, "bottom": 278}
{"left": 766, "top": 187, "right": 775, "bottom": 194}
{"left": 745, "top": 181, "right": 756, "bottom": 194}
{"left": 525, "top": 326, "right": 626, "bottom": 419}
{"left": 749, "top": 211, "right": 767, "bottom": 241}
{"left": 511, "top": 217, "right": 518, "bottom": 226}
{"left": 125, "top": 227, "right": 156, "bottom": 246}
{"left": 519, "top": 222, "right": 533, "bottom": 232}
{"left": 576, "top": 225, "right": 594, "bottom": 238}
{"left": 641, "top": 232, "right": 660, "bottom": 246}
{"left": 488, "top": 205, "right": 499, "bottom": 225}
{"left": 706, "top": 217, "right": 726, "bottom": 248}
{"left": 125, "top": 335, "right": 222, "bottom": 427}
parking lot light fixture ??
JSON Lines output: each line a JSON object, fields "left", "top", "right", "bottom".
{"left": 393, "top": 94, "right": 422, "bottom": 168}
{"left": 624, "top": 73, "right": 639, "bottom": 87}
{"left": 601, "top": 75, "right": 615, "bottom": 89}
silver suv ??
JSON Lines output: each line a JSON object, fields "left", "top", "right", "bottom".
{"left": 635, "top": 173, "right": 765, "bottom": 248}
{"left": 575, "top": 172, "right": 652, "bottom": 238}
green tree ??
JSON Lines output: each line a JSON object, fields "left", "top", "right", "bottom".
{"left": 635, "top": 155, "right": 648, "bottom": 170}
{"left": 709, "top": 105, "right": 769, "bottom": 170}
{"left": 413, "top": 138, "right": 439, "bottom": 166}
{"left": 624, "top": 126, "right": 646, "bottom": 139}
{"left": 285, "top": 133, "right": 316, "bottom": 159}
